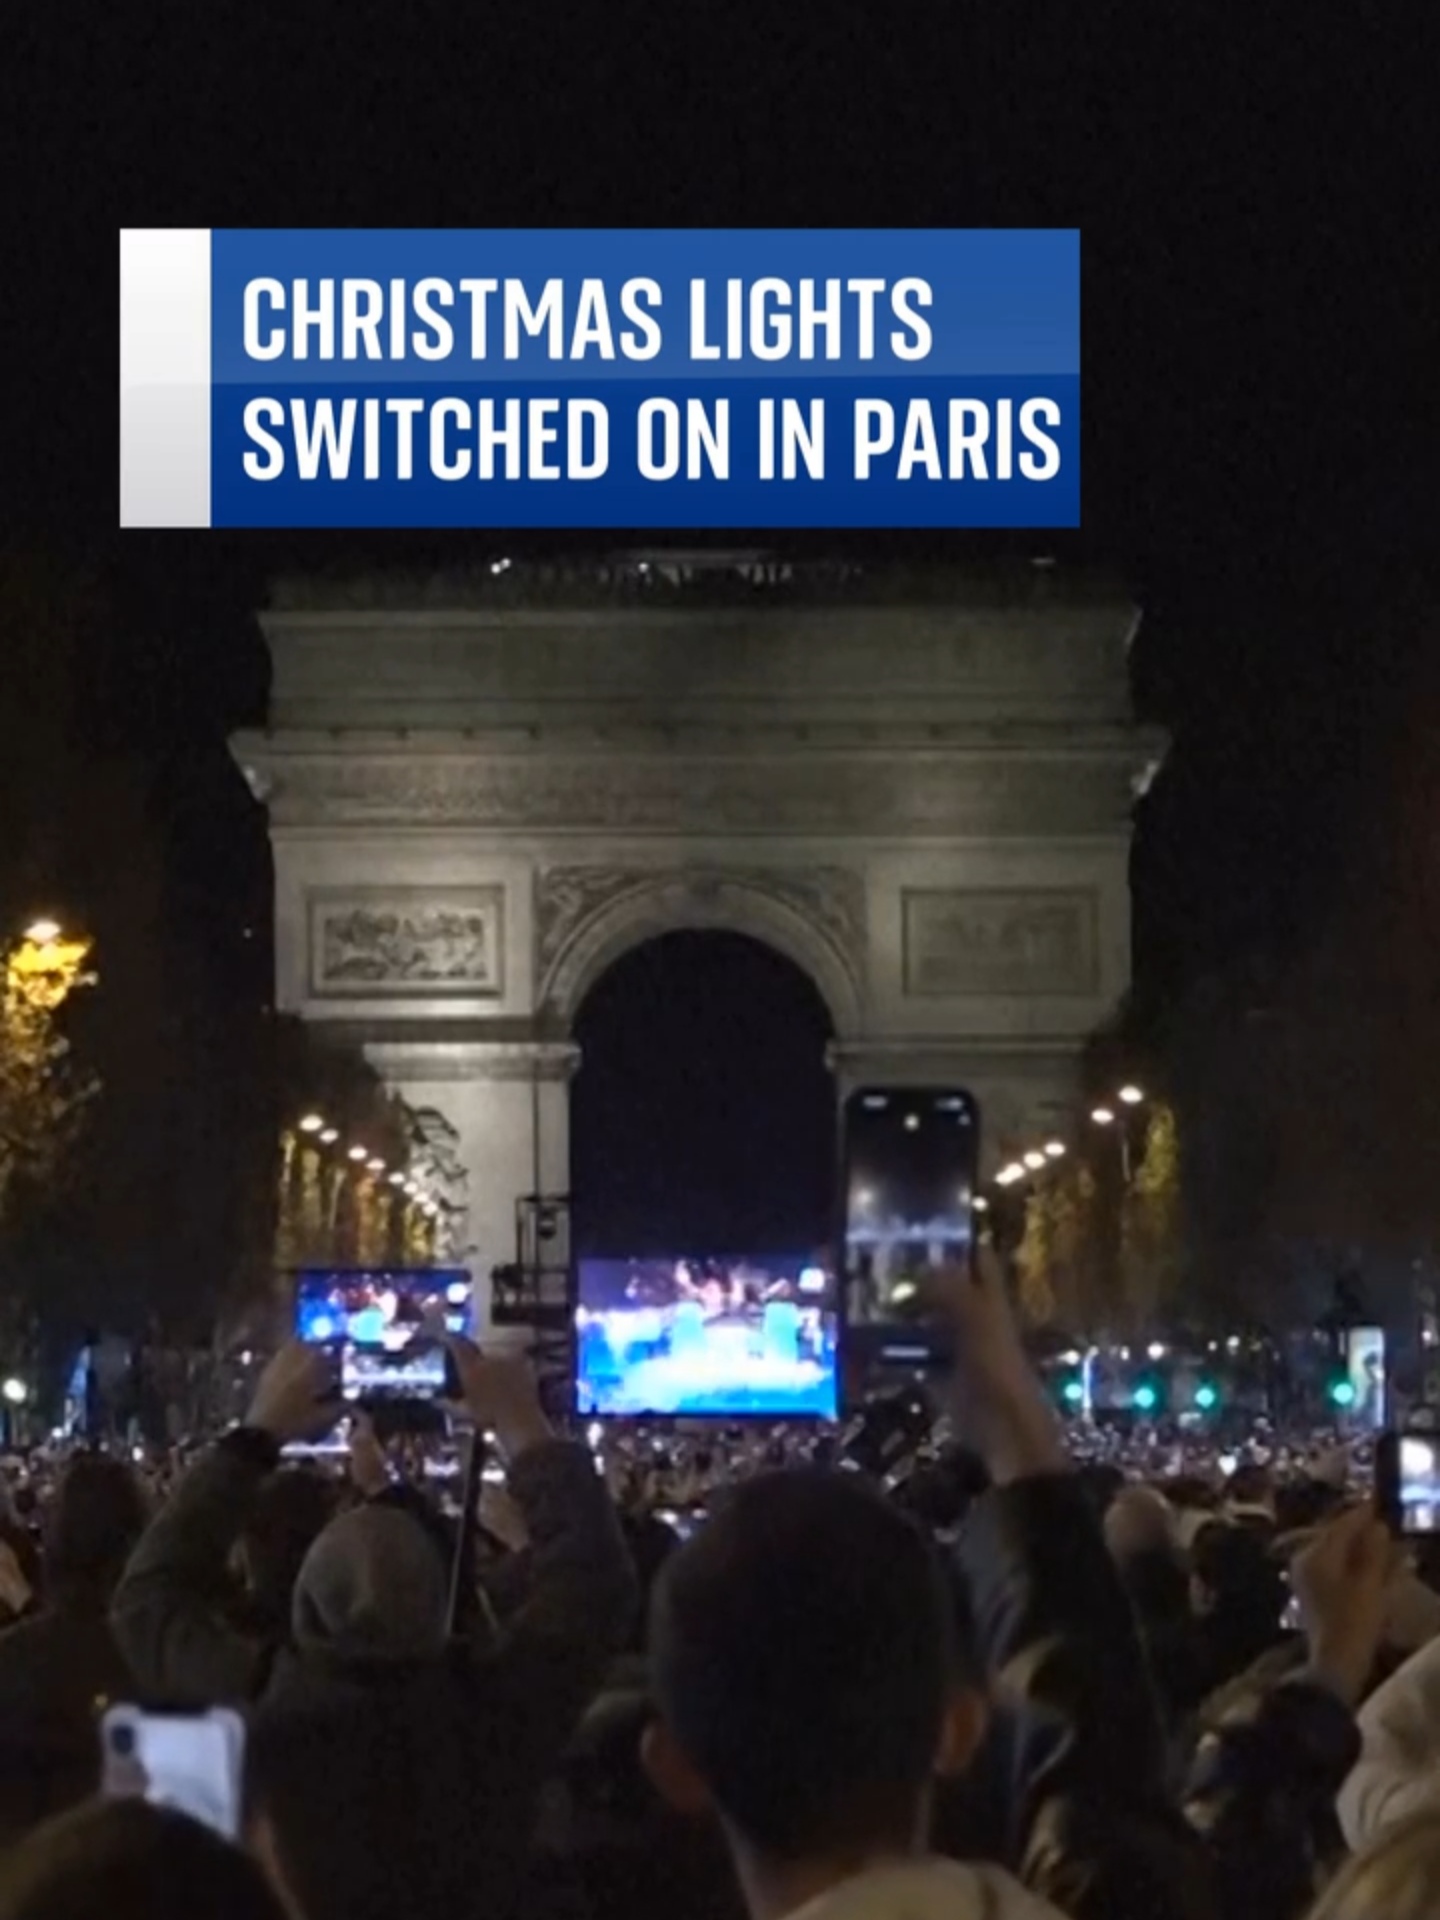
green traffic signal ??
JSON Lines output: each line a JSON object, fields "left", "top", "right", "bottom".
{"left": 1328, "top": 1379, "right": 1357, "bottom": 1408}
{"left": 1131, "top": 1383, "right": 1158, "bottom": 1413}
{"left": 1193, "top": 1383, "right": 1219, "bottom": 1412}
{"left": 1061, "top": 1380, "right": 1084, "bottom": 1407}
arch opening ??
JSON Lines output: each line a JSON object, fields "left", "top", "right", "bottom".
{"left": 569, "top": 929, "right": 837, "bottom": 1259}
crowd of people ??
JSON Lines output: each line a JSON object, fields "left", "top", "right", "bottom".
{"left": 0, "top": 1262, "right": 1438, "bottom": 1920}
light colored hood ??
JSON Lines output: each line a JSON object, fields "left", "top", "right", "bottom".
{"left": 785, "top": 1858, "right": 1068, "bottom": 1920}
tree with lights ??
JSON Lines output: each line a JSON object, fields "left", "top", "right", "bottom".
{"left": 1119, "top": 1101, "right": 1183, "bottom": 1330}
{"left": 0, "top": 925, "right": 99, "bottom": 1225}
{"left": 0, "top": 923, "right": 100, "bottom": 1380}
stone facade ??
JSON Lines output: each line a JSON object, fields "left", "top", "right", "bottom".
{"left": 232, "top": 558, "right": 1158, "bottom": 1334}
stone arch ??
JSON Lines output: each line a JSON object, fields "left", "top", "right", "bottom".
{"left": 535, "top": 866, "right": 866, "bottom": 1037}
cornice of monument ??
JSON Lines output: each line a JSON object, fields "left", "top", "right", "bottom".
{"left": 264, "top": 555, "right": 1133, "bottom": 616}
{"left": 231, "top": 736, "right": 1154, "bottom": 836}
{"left": 233, "top": 721, "right": 1161, "bottom": 755}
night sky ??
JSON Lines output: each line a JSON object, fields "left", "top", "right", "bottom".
{"left": 4, "top": 11, "right": 1436, "bottom": 1300}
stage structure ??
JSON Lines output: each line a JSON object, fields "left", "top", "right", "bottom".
{"left": 232, "top": 553, "right": 1160, "bottom": 1344}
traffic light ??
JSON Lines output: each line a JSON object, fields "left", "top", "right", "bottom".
{"left": 1061, "top": 1379, "right": 1084, "bottom": 1409}
{"left": 1131, "top": 1382, "right": 1159, "bottom": 1414}
{"left": 1193, "top": 1382, "right": 1219, "bottom": 1413}
{"left": 1328, "top": 1377, "right": 1357, "bottom": 1409}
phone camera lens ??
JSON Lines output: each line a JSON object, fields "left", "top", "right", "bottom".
{"left": 110, "top": 1725, "right": 136, "bottom": 1758}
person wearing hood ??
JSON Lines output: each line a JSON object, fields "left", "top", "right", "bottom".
{"left": 110, "top": 1337, "right": 636, "bottom": 1920}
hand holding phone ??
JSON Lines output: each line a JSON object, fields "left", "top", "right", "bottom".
{"left": 247, "top": 1342, "right": 344, "bottom": 1448}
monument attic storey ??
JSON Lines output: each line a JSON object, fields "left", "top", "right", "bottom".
{"left": 232, "top": 554, "right": 1158, "bottom": 1341}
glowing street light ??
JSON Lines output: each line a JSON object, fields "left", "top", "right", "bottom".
{"left": 1118, "top": 1084, "right": 1144, "bottom": 1106}
{"left": 1043, "top": 1140, "right": 1066, "bottom": 1158}
{"left": 298, "top": 1114, "right": 325, "bottom": 1135}
{"left": 1022, "top": 1150, "right": 1046, "bottom": 1171}
{"left": 2, "top": 1379, "right": 27, "bottom": 1407}
{"left": 1090, "top": 1106, "right": 1115, "bottom": 1126}
{"left": 387, "top": 1171, "right": 407, "bottom": 1187}
{"left": 319, "top": 1128, "right": 339, "bottom": 1145}
{"left": 23, "top": 919, "right": 61, "bottom": 946}
{"left": 365, "top": 1157, "right": 385, "bottom": 1175}
{"left": 972, "top": 1196, "right": 989, "bottom": 1213}
{"left": 995, "top": 1162, "right": 1026, "bottom": 1186}
{"left": 346, "top": 1146, "right": 368, "bottom": 1164}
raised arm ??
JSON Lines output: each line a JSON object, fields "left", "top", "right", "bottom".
{"left": 111, "top": 1342, "right": 341, "bottom": 1706}
{"left": 940, "top": 1255, "right": 1217, "bottom": 1920}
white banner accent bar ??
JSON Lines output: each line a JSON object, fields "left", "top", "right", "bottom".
{"left": 119, "top": 229, "right": 212, "bottom": 527}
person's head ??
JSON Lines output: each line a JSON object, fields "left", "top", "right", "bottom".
{"left": 1224, "top": 1462, "right": 1275, "bottom": 1518}
{"left": 644, "top": 1469, "right": 983, "bottom": 1894}
{"left": 237, "top": 1470, "right": 338, "bottom": 1620}
{"left": 1189, "top": 1520, "right": 1286, "bottom": 1635}
{"left": 43, "top": 1457, "right": 148, "bottom": 1601}
{"left": 0, "top": 1800, "right": 289, "bottom": 1920}
{"left": 1307, "top": 1811, "right": 1440, "bottom": 1920}
{"left": 1103, "top": 1484, "right": 1176, "bottom": 1564}
{"left": 291, "top": 1502, "right": 449, "bottom": 1664}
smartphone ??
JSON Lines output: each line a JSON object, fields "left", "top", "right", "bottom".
{"left": 101, "top": 1706, "right": 246, "bottom": 1840}
{"left": 1378, "top": 1426, "right": 1440, "bottom": 1535}
{"left": 841, "top": 1088, "right": 979, "bottom": 1327}
{"left": 293, "top": 1270, "right": 473, "bottom": 1402}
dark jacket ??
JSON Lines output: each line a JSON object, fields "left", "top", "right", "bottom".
{"left": 1182, "top": 1656, "right": 1362, "bottom": 1920}
{"left": 948, "top": 1475, "right": 1219, "bottom": 1920}
{"left": 111, "top": 1431, "right": 636, "bottom": 1920}
{"left": 0, "top": 1590, "right": 138, "bottom": 1841}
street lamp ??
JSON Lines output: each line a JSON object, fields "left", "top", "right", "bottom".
{"left": 298, "top": 1114, "right": 325, "bottom": 1135}
{"left": 1090, "top": 1106, "right": 1115, "bottom": 1126}
{"left": 23, "top": 919, "right": 61, "bottom": 947}
{"left": 1043, "top": 1140, "right": 1066, "bottom": 1158}
{"left": 346, "top": 1146, "right": 368, "bottom": 1164}
{"left": 1118, "top": 1084, "right": 1144, "bottom": 1106}
{"left": 2, "top": 1379, "right": 27, "bottom": 1406}
{"left": 1022, "top": 1150, "right": 1046, "bottom": 1171}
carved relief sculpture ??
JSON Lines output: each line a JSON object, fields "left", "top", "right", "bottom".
{"left": 902, "top": 889, "right": 1100, "bottom": 997}
{"left": 309, "top": 888, "right": 504, "bottom": 997}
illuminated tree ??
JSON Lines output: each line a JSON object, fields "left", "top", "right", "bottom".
{"left": 1120, "top": 1101, "right": 1183, "bottom": 1329}
{"left": 1015, "top": 1187, "right": 1058, "bottom": 1327}
{"left": 0, "top": 928, "right": 99, "bottom": 1224}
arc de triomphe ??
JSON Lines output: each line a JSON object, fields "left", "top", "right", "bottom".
{"left": 232, "top": 555, "right": 1153, "bottom": 1333}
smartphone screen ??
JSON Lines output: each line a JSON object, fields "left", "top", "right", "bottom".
{"left": 841, "top": 1088, "right": 978, "bottom": 1326}
{"left": 294, "top": 1270, "right": 473, "bottom": 1401}
{"left": 1398, "top": 1433, "right": 1440, "bottom": 1533}
{"left": 101, "top": 1707, "right": 245, "bottom": 1840}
